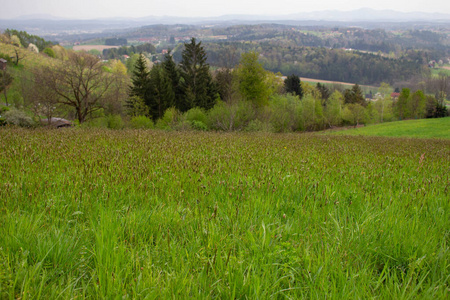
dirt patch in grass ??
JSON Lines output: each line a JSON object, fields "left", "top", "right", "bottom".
{"left": 73, "top": 45, "right": 120, "bottom": 51}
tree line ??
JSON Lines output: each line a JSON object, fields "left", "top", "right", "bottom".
{"left": 4, "top": 29, "right": 55, "bottom": 51}
{"left": 202, "top": 43, "right": 425, "bottom": 85}
{"left": 1, "top": 31, "right": 448, "bottom": 130}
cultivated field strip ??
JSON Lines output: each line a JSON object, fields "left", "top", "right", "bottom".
{"left": 0, "top": 128, "right": 449, "bottom": 298}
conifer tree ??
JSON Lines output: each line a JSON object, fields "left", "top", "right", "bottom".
{"left": 147, "top": 64, "right": 175, "bottom": 120}
{"left": 344, "top": 84, "right": 366, "bottom": 107}
{"left": 180, "top": 38, "right": 216, "bottom": 111}
{"left": 162, "top": 52, "right": 183, "bottom": 110}
{"left": 284, "top": 74, "right": 303, "bottom": 99}
{"left": 316, "top": 83, "right": 330, "bottom": 103}
{"left": 129, "top": 54, "right": 150, "bottom": 101}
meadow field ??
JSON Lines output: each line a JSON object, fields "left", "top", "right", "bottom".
{"left": 326, "top": 117, "right": 450, "bottom": 139}
{"left": 0, "top": 128, "right": 449, "bottom": 299}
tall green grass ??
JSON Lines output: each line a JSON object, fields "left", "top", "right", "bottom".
{"left": 0, "top": 128, "right": 449, "bottom": 298}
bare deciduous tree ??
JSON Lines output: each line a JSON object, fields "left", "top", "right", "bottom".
{"left": 21, "top": 70, "right": 59, "bottom": 123}
{"left": 40, "top": 51, "right": 116, "bottom": 123}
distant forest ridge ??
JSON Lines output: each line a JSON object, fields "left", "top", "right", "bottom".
{"left": 97, "top": 24, "right": 449, "bottom": 85}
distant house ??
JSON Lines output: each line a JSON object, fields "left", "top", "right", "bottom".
{"left": 123, "top": 55, "right": 130, "bottom": 60}
{"left": 40, "top": 118, "right": 72, "bottom": 128}
{"left": 0, "top": 58, "right": 7, "bottom": 71}
{"left": 390, "top": 92, "right": 400, "bottom": 100}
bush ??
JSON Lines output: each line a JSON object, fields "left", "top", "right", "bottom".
{"left": 2, "top": 109, "right": 35, "bottom": 127}
{"left": 207, "top": 100, "right": 256, "bottom": 131}
{"left": 268, "top": 94, "right": 302, "bottom": 132}
{"left": 130, "top": 116, "right": 154, "bottom": 129}
{"left": 106, "top": 114, "right": 124, "bottom": 129}
{"left": 184, "top": 107, "right": 208, "bottom": 125}
{"left": 245, "top": 119, "right": 273, "bottom": 132}
{"left": 190, "top": 120, "right": 208, "bottom": 131}
{"left": 0, "top": 53, "right": 11, "bottom": 63}
{"left": 155, "top": 107, "right": 180, "bottom": 130}
{"left": 173, "top": 120, "right": 193, "bottom": 131}
{"left": 0, "top": 106, "right": 9, "bottom": 126}
{"left": 43, "top": 48, "right": 56, "bottom": 58}
{"left": 81, "top": 117, "right": 108, "bottom": 128}
{"left": 27, "top": 43, "right": 39, "bottom": 53}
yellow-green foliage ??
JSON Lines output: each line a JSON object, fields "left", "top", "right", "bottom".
{"left": 0, "top": 42, "right": 55, "bottom": 68}
{"left": 0, "top": 128, "right": 449, "bottom": 298}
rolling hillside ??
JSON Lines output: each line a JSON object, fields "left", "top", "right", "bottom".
{"left": 325, "top": 117, "right": 450, "bottom": 139}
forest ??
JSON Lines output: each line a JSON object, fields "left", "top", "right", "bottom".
{"left": 96, "top": 24, "right": 449, "bottom": 86}
{"left": 0, "top": 29, "right": 448, "bottom": 132}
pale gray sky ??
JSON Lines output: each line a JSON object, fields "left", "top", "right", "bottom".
{"left": 2, "top": 0, "right": 449, "bottom": 19}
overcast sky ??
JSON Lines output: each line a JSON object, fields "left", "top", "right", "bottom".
{"left": 2, "top": 0, "right": 449, "bottom": 19}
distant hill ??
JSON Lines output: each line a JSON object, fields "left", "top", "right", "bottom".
{"left": 1, "top": 8, "right": 449, "bottom": 37}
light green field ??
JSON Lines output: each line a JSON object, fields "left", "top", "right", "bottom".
{"left": 326, "top": 117, "right": 450, "bottom": 139}
{"left": 0, "top": 128, "right": 449, "bottom": 298}
{"left": 431, "top": 67, "right": 450, "bottom": 77}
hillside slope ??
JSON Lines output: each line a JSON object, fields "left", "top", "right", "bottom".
{"left": 325, "top": 117, "right": 450, "bottom": 139}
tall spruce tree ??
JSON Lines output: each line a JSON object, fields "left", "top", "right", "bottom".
{"left": 180, "top": 38, "right": 216, "bottom": 111}
{"left": 147, "top": 64, "right": 175, "bottom": 120}
{"left": 316, "top": 83, "right": 330, "bottom": 102}
{"left": 129, "top": 54, "right": 150, "bottom": 100}
{"left": 284, "top": 74, "right": 303, "bottom": 99}
{"left": 344, "top": 84, "right": 366, "bottom": 107}
{"left": 162, "top": 52, "right": 183, "bottom": 111}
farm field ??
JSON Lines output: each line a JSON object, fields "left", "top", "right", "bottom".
{"left": 281, "top": 76, "right": 377, "bottom": 89}
{"left": 72, "top": 45, "right": 120, "bottom": 52}
{"left": 325, "top": 117, "right": 450, "bottom": 139}
{"left": 0, "top": 128, "right": 449, "bottom": 298}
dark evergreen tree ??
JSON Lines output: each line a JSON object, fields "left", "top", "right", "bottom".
{"left": 215, "top": 68, "right": 234, "bottom": 103}
{"left": 129, "top": 54, "right": 150, "bottom": 101}
{"left": 316, "top": 83, "right": 330, "bottom": 103}
{"left": 147, "top": 64, "right": 175, "bottom": 120}
{"left": 284, "top": 74, "right": 303, "bottom": 99}
{"left": 344, "top": 84, "right": 366, "bottom": 107}
{"left": 180, "top": 38, "right": 216, "bottom": 111}
{"left": 425, "top": 95, "right": 448, "bottom": 118}
{"left": 124, "top": 96, "right": 149, "bottom": 117}
{"left": 162, "top": 52, "right": 183, "bottom": 111}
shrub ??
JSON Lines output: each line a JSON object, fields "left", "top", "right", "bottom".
{"left": 27, "top": 43, "right": 39, "bottom": 53}
{"left": 130, "top": 116, "right": 154, "bottom": 129}
{"left": 106, "top": 114, "right": 124, "bottom": 129}
{"left": 268, "top": 94, "right": 302, "bottom": 132}
{"left": 81, "top": 117, "right": 107, "bottom": 128}
{"left": 190, "top": 120, "right": 208, "bottom": 131}
{"left": 173, "top": 120, "right": 193, "bottom": 131}
{"left": 10, "top": 35, "right": 22, "bottom": 47}
{"left": 155, "top": 107, "right": 180, "bottom": 130}
{"left": 0, "top": 53, "right": 11, "bottom": 63}
{"left": 184, "top": 107, "right": 208, "bottom": 125}
{"left": 207, "top": 100, "right": 256, "bottom": 131}
{"left": 0, "top": 106, "right": 9, "bottom": 126}
{"left": 245, "top": 119, "right": 273, "bottom": 132}
{"left": 43, "top": 48, "right": 56, "bottom": 58}
{"left": 2, "top": 109, "right": 35, "bottom": 127}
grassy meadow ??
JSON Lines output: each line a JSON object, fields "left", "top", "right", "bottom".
{"left": 326, "top": 117, "right": 450, "bottom": 139}
{"left": 0, "top": 128, "right": 449, "bottom": 299}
